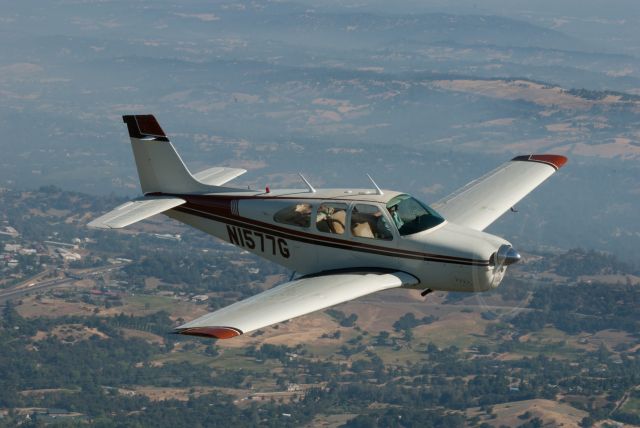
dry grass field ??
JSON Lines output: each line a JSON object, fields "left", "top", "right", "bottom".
{"left": 17, "top": 296, "right": 98, "bottom": 318}
{"left": 467, "top": 398, "right": 589, "bottom": 427}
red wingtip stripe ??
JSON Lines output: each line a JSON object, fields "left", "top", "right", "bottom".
{"left": 530, "top": 154, "right": 568, "bottom": 169}
{"left": 512, "top": 154, "right": 568, "bottom": 170}
{"left": 178, "top": 326, "right": 242, "bottom": 339}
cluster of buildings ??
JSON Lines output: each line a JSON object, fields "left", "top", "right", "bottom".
{"left": 0, "top": 224, "right": 86, "bottom": 282}
{"left": 1, "top": 227, "right": 39, "bottom": 273}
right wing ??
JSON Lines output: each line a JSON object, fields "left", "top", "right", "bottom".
{"left": 174, "top": 271, "right": 418, "bottom": 339}
{"left": 87, "top": 196, "right": 185, "bottom": 229}
{"left": 432, "top": 154, "right": 567, "bottom": 231}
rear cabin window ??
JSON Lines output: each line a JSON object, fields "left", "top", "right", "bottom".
{"left": 350, "top": 204, "right": 393, "bottom": 240}
{"left": 273, "top": 203, "right": 312, "bottom": 228}
{"left": 316, "top": 203, "right": 348, "bottom": 235}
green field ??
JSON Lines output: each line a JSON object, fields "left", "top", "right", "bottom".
{"left": 621, "top": 395, "right": 640, "bottom": 414}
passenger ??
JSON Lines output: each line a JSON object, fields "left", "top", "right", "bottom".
{"left": 316, "top": 205, "right": 333, "bottom": 224}
{"left": 294, "top": 204, "right": 311, "bottom": 227}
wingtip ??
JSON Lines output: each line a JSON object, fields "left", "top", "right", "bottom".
{"left": 512, "top": 154, "right": 568, "bottom": 170}
{"left": 174, "top": 326, "right": 243, "bottom": 339}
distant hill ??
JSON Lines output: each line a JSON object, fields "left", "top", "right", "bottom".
{"left": 0, "top": 1, "right": 638, "bottom": 259}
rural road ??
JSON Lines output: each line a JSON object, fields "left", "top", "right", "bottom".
{"left": 0, "top": 264, "right": 129, "bottom": 305}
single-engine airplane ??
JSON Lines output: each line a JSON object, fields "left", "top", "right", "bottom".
{"left": 89, "top": 115, "right": 567, "bottom": 339}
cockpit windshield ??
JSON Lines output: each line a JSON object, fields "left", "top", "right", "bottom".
{"left": 386, "top": 194, "right": 445, "bottom": 236}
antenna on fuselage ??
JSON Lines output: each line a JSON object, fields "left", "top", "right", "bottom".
{"left": 298, "top": 173, "right": 317, "bottom": 193}
{"left": 367, "top": 174, "right": 384, "bottom": 196}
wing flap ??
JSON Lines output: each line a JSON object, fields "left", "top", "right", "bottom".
{"left": 175, "top": 271, "right": 418, "bottom": 338}
{"left": 193, "top": 166, "right": 246, "bottom": 186}
{"left": 88, "top": 196, "right": 185, "bottom": 229}
{"left": 432, "top": 154, "right": 567, "bottom": 231}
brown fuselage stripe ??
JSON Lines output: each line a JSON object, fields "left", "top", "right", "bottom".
{"left": 172, "top": 204, "right": 490, "bottom": 267}
{"left": 148, "top": 192, "right": 404, "bottom": 204}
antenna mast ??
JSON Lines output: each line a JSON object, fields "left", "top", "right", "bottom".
{"left": 367, "top": 174, "right": 384, "bottom": 196}
{"left": 299, "top": 173, "right": 317, "bottom": 193}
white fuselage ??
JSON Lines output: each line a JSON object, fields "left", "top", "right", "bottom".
{"left": 163, "top": 188, "right": 512, "bottom": 293}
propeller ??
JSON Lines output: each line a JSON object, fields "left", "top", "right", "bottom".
{"left": 492, "top": 244, "right": 521, "bottom": 269}
{"left": 488, "top": 244, "right": 520, "bottom": 288}
{"left": 495, "top": 244, "right": 522, "bottom": 267}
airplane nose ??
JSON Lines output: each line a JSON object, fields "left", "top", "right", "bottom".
{"left": 491, "top": 244, "right": 521, "bottom": 267}
{"left": 503, "top": 247, "right": 521, "bottom": 265}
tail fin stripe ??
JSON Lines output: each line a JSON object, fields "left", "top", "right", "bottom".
{"left": 123, "top": 115, "right": 169, "bottom": 142}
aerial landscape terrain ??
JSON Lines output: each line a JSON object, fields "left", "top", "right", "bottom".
{"left": 0, "top": 0, "right": 639, "bottom": 426}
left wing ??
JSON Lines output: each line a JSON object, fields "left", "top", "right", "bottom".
{"left": 175, "top": 271, "right": 418, "bottom": 339}
{"left": 432, "top": 154, "right": 567, "bottom": 231}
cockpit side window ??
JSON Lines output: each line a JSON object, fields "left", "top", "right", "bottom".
{"left": 387, "top": 194, "right": 444, "bottom": 236}
{"left": 316, "top": 203, "right": 348, "bottom": 235}
{"left": 273, "top": 203, "right": 312, "bottom": 228}
{"left": 350, "top": 204, "right": 393, "bottom": 240}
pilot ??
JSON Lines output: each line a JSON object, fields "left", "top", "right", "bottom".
{"left": 389, "top": 205, "right": 404, "bottom": 230}
{"left": 375, "top": 213, "right": 393, "bottom": 240}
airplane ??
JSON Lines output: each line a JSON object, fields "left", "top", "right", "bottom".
{"left": 89, "top": 115, "right": 567, "bottom": 340}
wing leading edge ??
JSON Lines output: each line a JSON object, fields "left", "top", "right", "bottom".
{"left": 175, "top": 271, "right": 418, "bottom": 339}
{"left": 432, "top": 154, "right": 567, "bottom": 231}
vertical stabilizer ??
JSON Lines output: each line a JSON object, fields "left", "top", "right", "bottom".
{"left": 123, "top": 115, "right": 211, "bottom": 194}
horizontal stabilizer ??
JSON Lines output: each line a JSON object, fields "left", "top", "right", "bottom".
{"left": 193, "top": 167, "right": 246, "bottom": 186}
{"left": 88, "top": 196, "right": 185, "bottom": 229}
{"left": 175, "top": 271, "right": 418, "bottom": 339}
